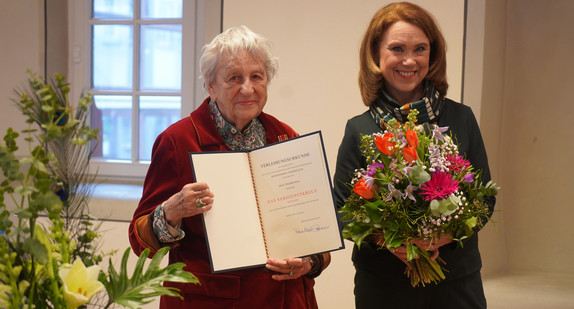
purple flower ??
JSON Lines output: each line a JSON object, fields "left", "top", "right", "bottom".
{"left": 364, "top": 174, "right": 375, "bottom": 188}
{"left": 366, "top": 162, "right": 385, "bottom": 177}
{"left": 402, "top": 166, "right": 412, "bottom": 177}
{"left": 385, "top": 183, "right": 405, "bottom": 201}
{"left": 396, "top": 133, "right": 407, "bottom": 146}
{"left": 404, "top": 183, "right": 418, "bottom": 201}
{"left": 432, "top": 125, "right": 449, "bottom": 143}
{"left": 462, "top": 173, "right": 475, "bottom": 183}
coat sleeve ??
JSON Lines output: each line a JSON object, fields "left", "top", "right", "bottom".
{"left": 333, "top": 119, "right": 365, "bottom": 211}
{"left": 464, "top": 109, "right": 497, "bottom": 219}
{"left": 129, "top": 131, "right": 188, "bottom": 256}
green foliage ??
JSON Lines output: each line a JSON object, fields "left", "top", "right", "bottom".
{"left": 102, "top": 247, "right": 200, "bottom": 308}
{"left": 0, "top": 71, "right": 198, "bottom": 308}
{"left": 0, "top": 70, "right": 103, "bottom": 308}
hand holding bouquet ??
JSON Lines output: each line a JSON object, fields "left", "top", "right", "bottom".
{"left": 339, "top": 110, "right": 498, "bottom": 287}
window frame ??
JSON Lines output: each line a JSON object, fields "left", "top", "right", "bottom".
{"left": 68, "top": 0, "right": 222, "bottom": 180}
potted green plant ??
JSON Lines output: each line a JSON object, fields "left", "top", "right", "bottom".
{"left": 0, "top": 71, "right": 198, "bottom": 308}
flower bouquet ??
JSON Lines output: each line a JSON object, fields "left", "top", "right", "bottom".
{"left": 339, "top": 110, "right": 499, "bottom": 287}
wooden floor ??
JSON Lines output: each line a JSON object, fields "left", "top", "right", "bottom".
{"left": 483, "top": 271, "right": 574, "bottom": 309}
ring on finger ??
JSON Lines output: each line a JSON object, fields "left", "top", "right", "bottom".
{"left": 289, "top": 266, "right": 294, "bottom": 276}
{"left": 196, "top": 197, "right": 206, "bottom": 208}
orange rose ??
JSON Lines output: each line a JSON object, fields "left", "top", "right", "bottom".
{"left": 375, "top": 133, "right": 396, "bottom": 155}
{"left": 403, "top": 145, "right": 418, "bottom": 164}
{"left": 353, "top": 178, "right": 374, "bottom": 199}
{"left": 405, "top": 129, "right": 419, "bottom": 147}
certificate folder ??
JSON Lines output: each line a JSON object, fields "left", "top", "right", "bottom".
{"left": 190, "top": 131, "right": 344, "bottom": 273}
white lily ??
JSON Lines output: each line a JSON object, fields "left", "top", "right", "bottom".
{"left": 58, "top": 259, "right": 105, "bottom": 308}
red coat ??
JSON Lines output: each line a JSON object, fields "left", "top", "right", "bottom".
{"left": 129, "top": 98, "right": 318, "bottom": 308}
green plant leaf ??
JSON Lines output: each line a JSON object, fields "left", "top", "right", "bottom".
{"left": 363, "top": 200, "right": 383, "bottom": 222}
{"left": 410, "top": 164, "right": 431, "bottom": 185}
{"left": 383, "top": 228, "right": 402, "bottom": 248}
{"left": 342, "top": 223, "right": 373, "bottom": 249}
{"left": 23, "top": 238, "right": 48, "bottom": 265}
{"left": 103, "top": 247, "right": 199, "bottom": 308}
{"left": 406, "top": 242, "right": 419, "bottom": 261}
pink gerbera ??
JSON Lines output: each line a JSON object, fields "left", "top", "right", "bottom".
{"left": 419, "top": 171, "right": 459, "bottom": 201}
{"left": 446, "top": 154, "right": 470, "bottom": 172}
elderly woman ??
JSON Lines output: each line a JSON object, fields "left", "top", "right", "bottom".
{"left": 129, "top": 26, "right": 330, "bottom": 308}
{"left": 333, "top": 2, "right": 495, "bottom": 309}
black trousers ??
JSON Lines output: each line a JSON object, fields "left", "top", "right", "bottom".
{"left": 354, "top": 268, "right": 487, "bottom": 309}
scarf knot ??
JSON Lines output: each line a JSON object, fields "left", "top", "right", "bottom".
{"left": 369, "top": 82, "right": 444, "bottom": 129}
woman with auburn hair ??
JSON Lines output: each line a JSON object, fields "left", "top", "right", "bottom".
{"left": 333, "top": 2, "right": 495, "bottom": 308}
{"left": 358, "top": 2, "right": 448, "bottom": 107}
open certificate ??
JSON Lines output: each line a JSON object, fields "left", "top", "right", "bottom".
{"left": 190, "top": 131, "right": 344, "bottom": 273}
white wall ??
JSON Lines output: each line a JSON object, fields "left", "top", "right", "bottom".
{"left": 498, "top": 0, "right": 574, "bottom": 274}
{"left": 0, "top": 1, "right": 43, "bottom": 143}
{"left": 473, "top": 0, "right": 508, "bottom": 277}
{"left": 475, "top": 0, "right": 574, "bottom": 277}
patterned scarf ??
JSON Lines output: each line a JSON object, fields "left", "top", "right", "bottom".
{"left": 369, "top": 82, "right": 444, "bottom": 129}
{"left": 208, "top": 100, "right": 265, "bottom": 151}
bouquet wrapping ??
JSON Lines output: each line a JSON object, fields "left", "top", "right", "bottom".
{"left": 339, "top": 110, "right": 498, "bottom": 287}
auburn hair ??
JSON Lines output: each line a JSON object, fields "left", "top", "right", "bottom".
{"left": 358, "top": 2, "right": 448, "bottom": 106}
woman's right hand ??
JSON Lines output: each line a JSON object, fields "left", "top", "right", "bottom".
{"left": 372, "top": 234, "right": 452, "bottom": 268}
{"left": 162, "top": 182, "right": 214, "bottom": 227}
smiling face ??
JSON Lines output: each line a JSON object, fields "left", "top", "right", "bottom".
{"left": 207, "top": 50, "right": 268, "bottom": 131}
{"left": 378, "top": 21, "right": 430, "bottom": 105}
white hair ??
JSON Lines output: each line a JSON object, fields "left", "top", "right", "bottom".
{"left": 199, "top": 25, "right": 279, "bottom": 93}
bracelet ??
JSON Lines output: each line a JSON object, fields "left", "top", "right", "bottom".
{"left": 152, "top": 202, "right": 185, "bottom": 243}
{"left": 305, "top": 254, "right": 324, "bottom": 279}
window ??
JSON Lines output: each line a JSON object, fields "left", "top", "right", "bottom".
{"left": 90, "top": 0, "right": 183, "bottom": 162}
{"left": 69, "top": 0, "right": 222, "bottom": 180}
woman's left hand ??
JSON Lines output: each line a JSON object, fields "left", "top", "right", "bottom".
{"left": 265, "top": 257, "right": 312, "bottom": 281}
{"left": 387, "top": 234, "right": 454, "bottom": 266}
{"left": 411, "top": 234, "right": 454, "bottom": 255}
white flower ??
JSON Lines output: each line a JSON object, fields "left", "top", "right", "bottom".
{"left": 58, "top": 259, "right": 105, "bottom": 308}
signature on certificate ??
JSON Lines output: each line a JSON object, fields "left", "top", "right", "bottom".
{"left": 294, "top": 224, "right": 330, "bottom": 234}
